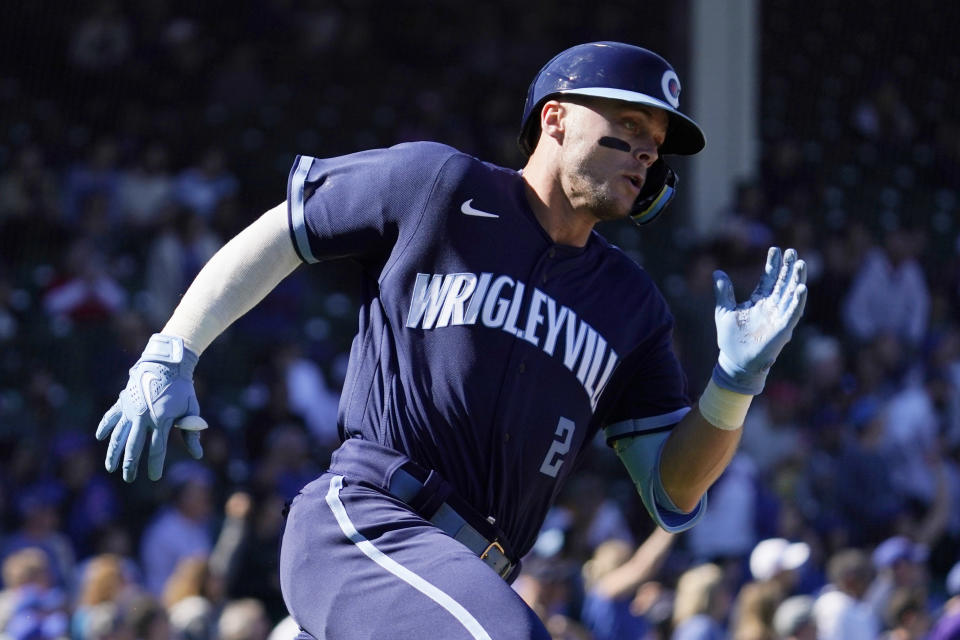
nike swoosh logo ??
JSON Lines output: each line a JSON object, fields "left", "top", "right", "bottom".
{"left": 139, "top": 372, "right": 161, "bottom": 422}
{"left": 460, "top": 199, "right": 500, "bottom": 219}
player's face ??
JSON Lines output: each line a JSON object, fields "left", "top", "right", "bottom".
{"left": 557, "top": 99, "right": 668, "bottom": 222}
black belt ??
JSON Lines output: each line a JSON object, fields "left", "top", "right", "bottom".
{"left": 327, "top": 438, "right": 517, "bottom": 581}
{"left": 386, "top": 465, "right": 515, "bottom": 580}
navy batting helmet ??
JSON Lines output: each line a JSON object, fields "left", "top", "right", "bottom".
{"left": 519, "top": 41, "right": 705, "bottom": 157}
{"left": 518, "top": 42, "right": 706, "bottom": 225}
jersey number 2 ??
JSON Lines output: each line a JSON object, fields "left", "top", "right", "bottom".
{"left": 539, "top": 417, "right": 575, "bottom": 478}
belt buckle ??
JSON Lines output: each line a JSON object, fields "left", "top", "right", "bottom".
{"left": 480, "top": 540, "right": 512, "bottom": 578}
{"left": 480, "top": 540, "right": 505, "bottom": 561}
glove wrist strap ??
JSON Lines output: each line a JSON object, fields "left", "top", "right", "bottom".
{"left": 140, "top": 334, "right": 199, "bottom": 374}
{"left": 698, "top": 378, "right": 752, "bottom": 431}
{"left": 713, "top": 355, "right": 767, "bottom": 395}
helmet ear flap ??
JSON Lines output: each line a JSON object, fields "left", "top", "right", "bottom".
{"left": 629, "top": 159, "right": 677, "bottom": 226}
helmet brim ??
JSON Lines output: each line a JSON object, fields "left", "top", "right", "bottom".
{"left": 555, "top": 87, "right": 705, "bottom": 156}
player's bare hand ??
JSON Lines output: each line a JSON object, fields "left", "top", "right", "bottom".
{"left": 712, "top": 247, "right": 807, "bottom": 395}
{"left": 225, "top": 491, "right": 253, "bottom": 520}
{"left": 95, "top": 334, "right": 207, "bottom": 482}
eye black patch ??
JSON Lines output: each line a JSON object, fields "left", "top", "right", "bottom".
{"left": 597, "top": 136, "right": 632, "bottom": 153}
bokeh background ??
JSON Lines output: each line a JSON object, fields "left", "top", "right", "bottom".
{"left": 1, "top": 1, "right": 960, "bottom": 639}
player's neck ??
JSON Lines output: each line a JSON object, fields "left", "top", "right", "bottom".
{"left": 521, "top": 156, "right": 596, "bottom": 248}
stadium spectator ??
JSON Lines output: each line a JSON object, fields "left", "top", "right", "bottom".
{"left": 54, "top": 433, "right": 120, "bottom": 560}
{"left": 513, "top": 557, "right": 587, "bottom": 639}
{"left": 162, "top": 556, "right": 216, "bottom": 640}
{"left": 80, "top": 601, "right": 127, "bottom": 640}
{"left": 0, "top": 145, "right": 60, "bottom": 223}
{"left": 833, "top": 398, "right": 905, "bottom": 546}
{"left": 813, "top": 548, "right": 880, "bottom": 640}
{"left": 0, "top": 267, "right": 18, "bottom": 348}
{"left": 249, "top": 423, "right": 321, "bottom": 503}
{"left": 275, "top": 344, "right": 342, "bottom": 451}
{"left": 866, "top": 537, "right": 930, "bottom": 630}
{"left": 671, "top": 562, "right": 732, "bottom": 640}
{"left": 139, "top": 464, "right": 214, "bottom": 595}
{"left": 71, "top": 553, "right": 135, "bottom": 640}
{"left": 207, "top": 492, "right": 251, "bottom": 597}
{"left": 1, "top": 548, "right": 50, "bottom": 630}
{"left": 143, "top": 207, "right": 221, "bottom": 328}
{"left": 217, "top": 599, "right": 271, "bottom": 640}
{"left": 0, "top": 547, "right": 69, "bottom": 640}
{"left": 759, "top": 139, "right": 811, "bottom": 214}
{"left": 67, "top": 0, "right": 133, "bottom": 73}
{"left": 883, "top": 368, "right": 953, "bottom": 508}
{"left": 0, "top": 482, "right": 76, "bottom": 592}
{"left": 929, "top": 561, "right": 960, "bottom": 639}
{"left": 266, "top": 616, "right": 300, "bottom": 640}
{"left": 42, "top": 238, "right": 126, "bottom": 330}
{"left": 579, "top": 528, "right": 674, "bottom": 640}
{"left": 173, "top": 148, "right": 239, "bottom": 221}
{"left": 801, "top": 232, "right": 853, "bottom": 337}
{"left": 666, "top": 245, "right": 721, "bottom": 398}
{"left": 116, "top": 143, "right": 175, "bottom": 232}
{"left": 772, "top": 595, "right": 816, "bottom": 640}
{"left": 851, "top": 81, "right": 918, "bottom": 148}
{"left": 542, "top": 472, "right": 636, "bottom": 563}
{"left": 125, "top": 594, "right": 172, "bottom": 640}
{"left": 715, "top": 179, "right": 774, "bottom": 254}
{"left": 842, "top": 226, "right": 930, "bottom": 350}
{"left": 739, "top": 382, "right": 805, "bottom": 479}
{"left": 878, "top": 587, "right": 931, "bottom": 640}
{"left": 800, "top": 335, "right": 846, "bottom": 413}
{"left": 216, "top": 492, "right": 287, "bottom": 623}
{"left": 61, "top": 138, "right": 123, "bottom": 226}
{"left": 730, "top": 578, "right": 783, "bottom": 640}
{"left": 685, "top": 453, "right": 759, "bottom": 569}
{"left": 748, "top": 538, "right": 810, "bottom": 595}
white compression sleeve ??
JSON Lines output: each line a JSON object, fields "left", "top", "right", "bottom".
{"left": 162, "top": 202, "right": 302, "bottom": 354}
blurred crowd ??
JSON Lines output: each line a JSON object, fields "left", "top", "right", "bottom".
{"left": 2, "top": 1, "right": 960, "bottom": 639}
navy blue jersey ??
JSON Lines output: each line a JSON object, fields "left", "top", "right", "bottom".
{"left": 286, "top": 142, "right": 690, "bottom": 557}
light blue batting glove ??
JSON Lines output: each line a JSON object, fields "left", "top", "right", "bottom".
{"left": 712, "top": 247, "right": 808, "bottom": 395}
{"left": 95, "top": 334, "right": 208, "bottom": 482}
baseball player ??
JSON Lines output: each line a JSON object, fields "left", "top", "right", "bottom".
{"left": 95, "top": 42, "right": 807, "bottom": 639}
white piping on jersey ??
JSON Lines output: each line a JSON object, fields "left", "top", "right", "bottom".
{"left": 324, "top": 475, "right": 493, "bottom": 640}
{"left": 603, "top": 407, "right": 692, "bottom": 441}
{"left": 290, "top": 156, "right": 318, "bottom": 263}
{"left": 405, "top": 272, "right": 619, "bottom": 409}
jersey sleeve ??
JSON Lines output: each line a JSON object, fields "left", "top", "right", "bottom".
{"left": 286, "top": 142, "right": 459, "bottom": 265}
{"left": 601, "top": 292, "right": 692, "bottom": 430}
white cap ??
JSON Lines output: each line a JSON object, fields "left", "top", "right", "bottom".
{"left": 773, "top": 595, "right": 816, "bottom": 637}
{"left": 750, "top": 537, "right": 811, "bottom": 582}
